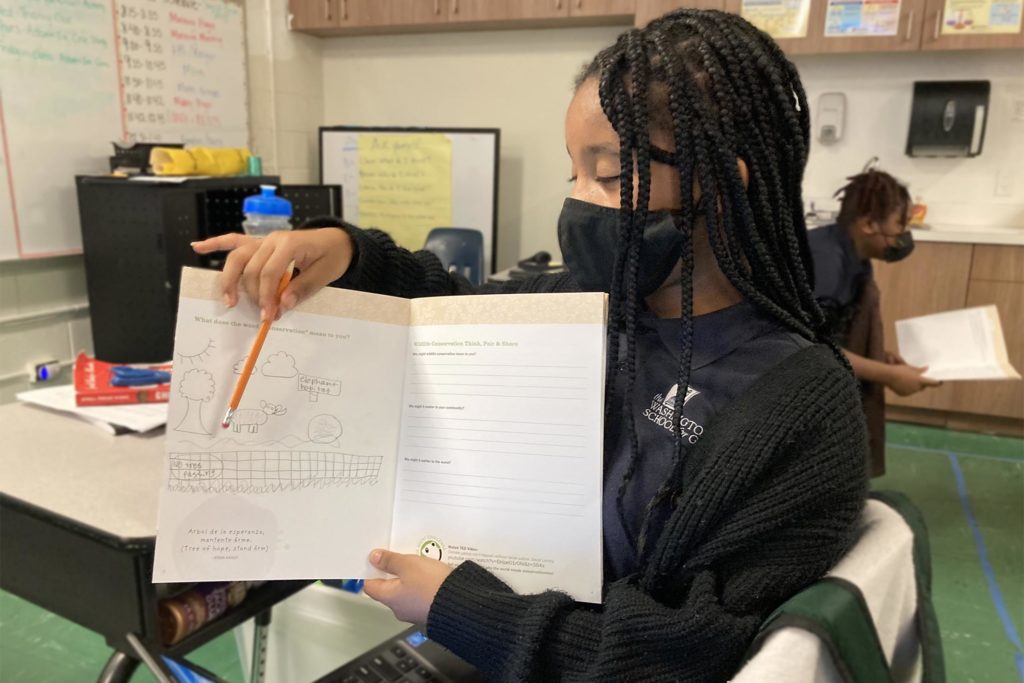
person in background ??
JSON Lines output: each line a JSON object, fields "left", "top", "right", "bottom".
{"left": 808, "top": 169, "right": 940, "bottom": 476}
{"left": 195, "top": 10, "right": 868, "bottom": 680}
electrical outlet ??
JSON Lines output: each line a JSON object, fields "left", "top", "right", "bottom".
{"left": 1012, "top": 98, "right": 1024, "bottom": 123}
{"left": 995, "top": 168, "right": 1016, "bottom": 198}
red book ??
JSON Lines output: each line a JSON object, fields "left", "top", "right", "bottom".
{"left": 73, "top": 352, "right": 173, "bottom": 406}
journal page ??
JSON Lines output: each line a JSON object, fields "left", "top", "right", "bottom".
{"left": 154, "top": 268, "right": 410, "bottom": 582}
{"left": 391, "top": 293, "right": 607, "bottom": 603}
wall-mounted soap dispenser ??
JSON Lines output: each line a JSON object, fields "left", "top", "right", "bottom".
{"left": 905, "top": 81, "right": 990, "bottom": 158}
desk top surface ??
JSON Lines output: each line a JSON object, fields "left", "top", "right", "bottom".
{"left": 0, "top": 403, "right": 165, "bottom": 540}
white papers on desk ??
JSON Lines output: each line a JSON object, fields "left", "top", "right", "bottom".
{"left": 896, "top": 305, "right": 1021, "bottom": 382}
{"left": 16, "top": 384, "right": 168, "bottom": 434}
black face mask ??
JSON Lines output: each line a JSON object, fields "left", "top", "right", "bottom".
{"left": 882, "top": 231, "right": 915, "bottom": 263}
{"left": 557, "top": 198, "right": 684, "bottom": 297}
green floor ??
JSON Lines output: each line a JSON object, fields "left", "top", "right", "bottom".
{"left": 0, "top": 423, "right": 1021, "bottom": 682}
{"left": 874, "top": 423, "right": 1024, "bottom": 683}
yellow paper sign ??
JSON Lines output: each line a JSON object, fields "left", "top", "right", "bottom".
{"left": 357, "top": 134, "right": 453, "bottom": 251}
{"left": 741, "top": 0, "right": 811, "bottom": 38}
{"left": 941, "top": 0, "right": 1023, "bottom": 34}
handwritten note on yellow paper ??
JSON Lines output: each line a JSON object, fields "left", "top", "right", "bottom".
{"left": 357, "top": 134, "right": 453, "bottom": 250}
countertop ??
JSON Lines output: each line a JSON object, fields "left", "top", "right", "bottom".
{"left": 910, "top": 224, "right": 1024, "bottom": 247}
{"left": 806, "top": 220, "right": 1024, "bottom": 246}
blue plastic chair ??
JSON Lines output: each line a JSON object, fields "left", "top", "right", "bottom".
{"left": 423, "top": 228, "right": 485, "bottom": 286}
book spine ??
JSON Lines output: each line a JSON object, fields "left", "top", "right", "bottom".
{"left": 75, "top": 387, "right": 170, "bottom": 406}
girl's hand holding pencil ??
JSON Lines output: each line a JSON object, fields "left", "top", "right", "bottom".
{"left": 191, "top": 227, "right": 354, "bottom": 322}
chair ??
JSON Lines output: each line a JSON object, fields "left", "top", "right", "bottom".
{"left": 735, "top": 492, "right": 945, "bottom": 683}
{"left": 423, "top": 228, "right": 485, "bottom": 286}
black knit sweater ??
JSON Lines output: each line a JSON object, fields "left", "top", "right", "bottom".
{"left": 326, "top": 224, "right": 869, "bottom": 682}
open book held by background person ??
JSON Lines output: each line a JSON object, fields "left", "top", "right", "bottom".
{"left": 896, "top": 305, "right": 1020, "bottom": 382}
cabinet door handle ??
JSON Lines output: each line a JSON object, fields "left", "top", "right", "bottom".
{"left": 452, "top": 0, "right": 458, "bottom": 14}
{"left": 324, "top": 0, "right": 331, "bottom": 21}
{"left": 434, "top": 0, "right": 440, "bottom": 14}
{"left": 933, "top": 10, "right": 941, "bottom": 40}
{"left": 555, "top": 0, "right": 562, "bottom": 8}
{"left": 904, "top": 9, "right": 913, "bottom": 41}
{"left": 341, "top": 0, "right": 347, "bottom": 20}
{"left": 576, "top": 0, "right": 583, "bottom": 8}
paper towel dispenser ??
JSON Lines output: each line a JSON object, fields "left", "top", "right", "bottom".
{"left": 905, "top": 81, "right": 990, "bottom": 158}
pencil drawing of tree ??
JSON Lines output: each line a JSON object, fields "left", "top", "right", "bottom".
{"left": 176, "top": 369, "right": 215, "bottom": 435}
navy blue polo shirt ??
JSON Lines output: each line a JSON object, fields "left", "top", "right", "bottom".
{"left": 602, "top": 301, "right": 811, "bottom": 581}
{"left": 808, "top": 223, "right": 872, "bottom": 309}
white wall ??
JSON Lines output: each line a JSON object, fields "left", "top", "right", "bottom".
{"left": 4, "top": 15, "right": 1022, "bottom": 405}
{"left": 247, "top": 0, "right": 325, "bottom": 183}
{"left": 0, "top": 257, "right": 92, "bottom": 403}
{"left": 796, "top": 50, "right": 1024, "bottom": 228}
{"left": 321, "top": 31, "right": 1023, "bottom": 268}
{"left": 320, "top": 26, "right": 628, "bottom": 269}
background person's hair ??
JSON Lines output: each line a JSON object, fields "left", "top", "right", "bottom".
{"left": 576, "top": 9, "right": 828, "bottom": 560}
{"left": 834, "top": 169, "right": 912, "bottom": 230}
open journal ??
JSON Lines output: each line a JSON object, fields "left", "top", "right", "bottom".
{"left": 154, "top": 268, "right": 607, "bottom": 603}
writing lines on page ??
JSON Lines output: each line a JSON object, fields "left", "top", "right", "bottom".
{"left": 399, "top": 414, "right": 590, "bottom": 519}
{"left": 406, "top": 362, "right": 590, "bottom": 401}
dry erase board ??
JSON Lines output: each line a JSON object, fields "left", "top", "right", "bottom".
{"left": 0, "top": 0, "right": 249, "bottom": 260}
{"left": 320, "top": 127, "right": 499, "bottom": 275}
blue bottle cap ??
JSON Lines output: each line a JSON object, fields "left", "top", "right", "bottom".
{"left": 243, "top": 185, "right": 292, "bottom": 217}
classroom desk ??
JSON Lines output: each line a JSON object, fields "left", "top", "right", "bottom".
{"left": 0, "top": 402, "right": 309, "bottom": 682}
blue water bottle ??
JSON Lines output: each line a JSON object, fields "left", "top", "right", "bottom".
{"left": 242, "top": 185, "right": 292, "bottom": 236}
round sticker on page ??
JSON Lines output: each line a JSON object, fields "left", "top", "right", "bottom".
{"left": 418, "top": 538, "right": 445, "bottom": 562}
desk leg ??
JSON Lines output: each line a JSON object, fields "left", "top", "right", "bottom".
{"left": 250, "top": 608, "right": 271, "bottom": 683}
{"left": 97, "top": 651, "right": 138, "bottom": 683}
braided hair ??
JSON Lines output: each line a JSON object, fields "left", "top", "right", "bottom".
{"left": 577, "top": 10, "right": 829, "bottom": 557}
{"left": 834, "top": 169, "right": 911, "bottom": 229}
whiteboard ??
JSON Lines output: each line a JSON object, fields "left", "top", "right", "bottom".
{"left": 320, "top": 127, "right": 500, "bottom": 275}
{"left": 0, "top": 0, "right": 249, "bottom": 261}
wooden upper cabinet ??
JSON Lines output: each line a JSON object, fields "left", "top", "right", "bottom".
{"left": 335, "top": 0, "right": 392, "bottom": 26}
{"left": 635, "top": 1, "right": 725, "bottom": 28}
{"left": 392, "top": 0, "right": 448, "bottom": 24}
{"left": 290, "top": 0, "right": 1024, "bottom": 53}
{"left": 921, "top": 0, "right": 1024, "bottom": 49}
{"left": 808, "top": 0, "right": 926, "bottom": 53}
{"left": 569, "top": 0, "right": 636, "bottom": 18}
{"left": 505, "top": 0, "right": 571, "bottom": 19}
{"left": 447, "top": 0, "right": 510, "bottom": 22}
{"left": 289, "top": 0, "right": 341, "bottom": 31}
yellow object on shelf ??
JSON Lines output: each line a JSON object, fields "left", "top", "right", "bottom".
{"left": 150, "top": 147, "right": 251, "bottom": 176}
{"left": 909, "top": 197, "right": 928, "bottom": 226}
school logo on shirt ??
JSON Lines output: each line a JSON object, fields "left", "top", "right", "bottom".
{"left": 643, "top": 383, "right": 705, "bottom": 444}
{"left": 661, "top": 384, "right": 700, "bottom": 408}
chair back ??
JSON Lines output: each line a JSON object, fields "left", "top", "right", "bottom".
{"left": 423, "top": 228, "right": 485, "bottom": 286}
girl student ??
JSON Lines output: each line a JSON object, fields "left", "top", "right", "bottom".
{"left": 808, "top": 169, "right": 938, "bottom": 476}
{"left": 195, "top": 9, "right": 868, "bottom": 681}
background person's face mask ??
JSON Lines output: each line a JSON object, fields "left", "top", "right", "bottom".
{"left": 557, "top": 198, "right": 684, "bottom": 296}
{"left": 881, "top": 231, "right": 915, "bottom": 262}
